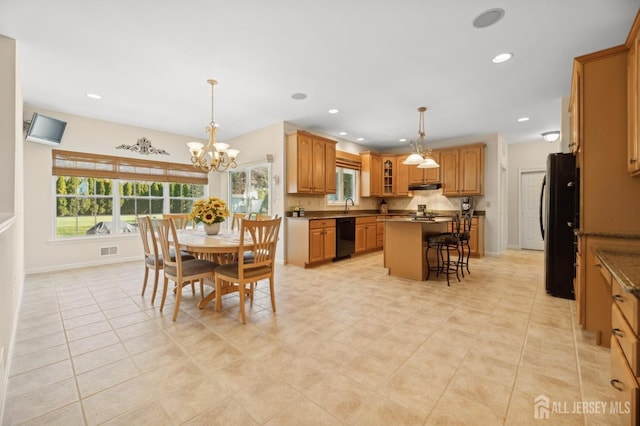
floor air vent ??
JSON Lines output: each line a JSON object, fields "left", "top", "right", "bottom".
{"left": 100, "top": 246, "right": 118, "bottom": 256}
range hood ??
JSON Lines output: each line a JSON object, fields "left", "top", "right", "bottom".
{"left": 408, "top": 182, "right": 442, "bottom": 191}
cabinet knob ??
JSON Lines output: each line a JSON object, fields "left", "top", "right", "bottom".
{"left": 630, "top": 158, "right": 637, "bottom": 164}
{"left": 612, "top": 328, "right": 624, "bottom": 337}
{"left": 613, "top": 294, "right": 624, "bottom": 302}
{"left": 610, "top": 379, "right": 624, "bottom": 392}
{"left": 595, "top": 263, "right": 602, "bottom": 268}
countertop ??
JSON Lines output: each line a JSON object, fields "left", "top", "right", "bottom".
{"left": 286, "top": 210, "right": 485, "bottom": 220}
{"left": 594, "top": 247, "right": 640, "bottom": 295}
{"left": 377, "top": 217, "right": 451, "bottom": 223}
{"left": 575, "top": 230, "right": 640, "bottom": 239}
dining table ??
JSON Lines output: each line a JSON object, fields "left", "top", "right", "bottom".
{"left": 174, "top": 228, "right": 252, "bottom": 309}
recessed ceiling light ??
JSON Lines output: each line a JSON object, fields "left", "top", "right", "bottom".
{"left": 291, "top": 92, "right": 307, "bottom": 100}
{"left": 473, "top": 8, "right": 505, "bottom": 28}
{"left": 86, "top": 93, "right": 102, "bottom": 100}
{"left": 399, "top": 138, "right": 407, "bottom": 143}
{"left": 339, "top": 131, "right": 348, "bottom": 136}
{"left": 492, "top": 53, "right": 513, "bottom": 63}
{"left": 517, "top": 117, "right": 530, "bottom": 122}
{"left": 356, "top": 137, "right": 364, "bottom": 142}
{"left": 328, "top": 109, "right": 339, "bottom": 114}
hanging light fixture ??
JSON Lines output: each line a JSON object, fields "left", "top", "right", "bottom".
{"left": 187, "top": 79, "right": 239, "bottom": 172}
{"left": 402, "top": 107, "right": 440, "bottom": 168}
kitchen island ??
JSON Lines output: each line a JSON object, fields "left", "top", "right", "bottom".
{"left": 381, "top": 217, "right": 450, "bottom": 281}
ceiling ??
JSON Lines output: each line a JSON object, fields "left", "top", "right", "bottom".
{"left": 1, "top": 0, "right": 639, "bottom": 150}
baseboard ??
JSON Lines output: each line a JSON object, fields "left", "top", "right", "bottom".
{"left": 25, "top": 256, "right": 140, "bottom": 275}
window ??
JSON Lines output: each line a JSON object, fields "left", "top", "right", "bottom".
{"left": 55, "top": 177, "right": 206, "bottom": 237}
{"left": 328, "top": 167, "right": 359, "bottom": 204}
{"left": 52, "top": 150, "right": 208, "bottom": 238}
{"left": 229, "top": 163, "right": 270, "bottom": 216}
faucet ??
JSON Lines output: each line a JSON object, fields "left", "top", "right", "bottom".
{"left": 344, "top": 197, "right": 354, "bottom": 214}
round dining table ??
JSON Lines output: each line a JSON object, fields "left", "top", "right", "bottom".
{"left": 175, "top": 229, "right": 252, "bottom": 309}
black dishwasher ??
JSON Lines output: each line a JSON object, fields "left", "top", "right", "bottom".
{"left": 335, "top": 217, "right": 356, "bottom": 259}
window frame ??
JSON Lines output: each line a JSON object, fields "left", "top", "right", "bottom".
{"left": 51, "top": 150, "right": 208, "bottom": 239}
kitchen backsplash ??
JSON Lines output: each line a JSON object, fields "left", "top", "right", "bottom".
{"left": 286, "top": 191, "right": 484, "bottom": 213}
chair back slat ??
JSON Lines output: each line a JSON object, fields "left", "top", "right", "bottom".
{"left": 162, "top": 213, "right": 193, "bottom": 230}
{"left": 239, "top": 218, "right": 282, "bottom": 274}
{"left": 231, "top": 212, "right": 248, "bottom": 230}
{"left": 155, "top": 218, "right": 182, "bottom": 272}
{"left": 136, "top": 216, "right": 159, "bottom": 262}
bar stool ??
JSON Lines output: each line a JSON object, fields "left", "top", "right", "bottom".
{"left": 457, "top": 211, "right": 473, "bottom": 277}
{"left": 425, "top": 214, "right": 461, "bottom": 286}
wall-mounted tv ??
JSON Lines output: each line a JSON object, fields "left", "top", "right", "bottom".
{"left": 25, "top": 113, "right": 67, "bottom": 146}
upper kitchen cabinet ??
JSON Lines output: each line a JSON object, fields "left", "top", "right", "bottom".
{"left": 407, "top": 151, "right": 441, "bottom": 185}
{"left": 360, "top": 151, "right": 382, "bottom": 197}
{"left": 286, "top": 131, "right": 337, "bottom": 194}
{"left": 628, "top": 18, "right": 640, "bottom": 176}
{"left": 379, "top": 155, "right": 410, "bottom": 197}
{"left": 440, "top": 143, "right": 485, "bottom": 196}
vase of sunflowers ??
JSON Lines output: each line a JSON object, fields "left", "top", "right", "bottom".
{"left": 190, "top": 196, "right": 230, "bottom": 235}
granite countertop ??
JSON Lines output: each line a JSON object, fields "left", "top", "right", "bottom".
{"left": 575, "top": 230, "right": 640, "bottom": 239}
{"left": 594, "top": 247, "right": 640, "bottom": 295}
{"left": 377, "top": 217, "right": 451, "bottom": 223}
{"left": 286, "top": 210, "right": 485, "bottom": 220}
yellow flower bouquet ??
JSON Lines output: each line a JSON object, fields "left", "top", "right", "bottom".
{"left": 190, "top": 196, "right": 230, "bottom": 225}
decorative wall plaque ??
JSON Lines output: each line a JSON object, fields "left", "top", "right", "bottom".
{"left": 116, "top": 137, "right": 170, "bottom": 155}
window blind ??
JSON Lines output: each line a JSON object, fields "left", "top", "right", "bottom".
{"left": 335, "top": 150, "right": 361, "bottom": 170}
{"left": 52, "top": 150, "right": 208, "bottom": 184}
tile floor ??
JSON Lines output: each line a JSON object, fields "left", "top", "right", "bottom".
{"left": 3, "top": 249, "right": 622, "bottom": 425}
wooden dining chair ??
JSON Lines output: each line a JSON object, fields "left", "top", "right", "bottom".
{"left": 255, "top": 213, "right": 273, "bottom": 221}
{"left": 162, "top": 213, "right": 194, "bottom": 230}
{"left": 214, "top": 217, "right": 282, "bottom": 323}
{"left": 136, "top": 216, "right": 163, "bottom": 302}
{"left": 231, "top": 212, "right": 248, "bottom": 230}
{"left": 155, "top": 218, "right": 219, "bottom": 321}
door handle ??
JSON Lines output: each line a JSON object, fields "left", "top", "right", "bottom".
{"left": 539, "top": 175, "right": 546, "bottom": 240}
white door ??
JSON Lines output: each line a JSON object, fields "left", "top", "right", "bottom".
{"left": 521, "top": 170, "right": 545, "bottom": 250}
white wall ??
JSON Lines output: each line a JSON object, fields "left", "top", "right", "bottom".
{"left": 208, "top": 122, "right": 287, "bottom": 263}
{"left": 506, "top": 140, "right": 561, "bottom": 248}
{"left": 0, "top": 34, "right": 24, "bottom": 421}
{"left": 23, "top": 105, "right": 206, "bottom": 273}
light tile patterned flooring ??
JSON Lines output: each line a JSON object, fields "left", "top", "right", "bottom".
{"left": 3, "top": 250, "right": 621, "bottom": 425}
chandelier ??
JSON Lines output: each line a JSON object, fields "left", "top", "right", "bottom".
{"left": 187, "top": 79, "right": 239, "bottom": 172}
{"left": 402, "top": 106, "right": 440, "bottom": 169}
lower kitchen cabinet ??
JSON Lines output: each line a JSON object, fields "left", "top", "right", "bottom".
{"left": 376, "top": 220, "right": 384, "bottom": 248}
{"left": 286, "top": 218, "right": 336, "bottom": 267}
{"left": 355, "top": 216, "right": 378, "bottom": 253}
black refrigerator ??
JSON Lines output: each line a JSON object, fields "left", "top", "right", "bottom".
{"left": 539, "top": 153, "right": 577, "bottom": 300}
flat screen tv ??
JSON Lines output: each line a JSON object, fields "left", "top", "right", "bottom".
{"left": 25, "top": 113, "right": 67, "bottom": 146}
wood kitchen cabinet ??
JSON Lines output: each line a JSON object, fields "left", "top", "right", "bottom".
{"left": 286, "top": 218, "right": 336, "bottom": 267}
{"left": 572, "top": 39, "right": 640, "bottom": 347}
{"left": 376, "top": 220, "right": 384, "bottom": 248}
{"left": 407, "top": 151, "right": 441, "bottom": 185}
{"left": 440, "top": 144, "right": 485, "bottom": 196}
{"left": 355, "top": 216, "right": 378, "bottom": 253}
{"left": 595, "top": 246, "right": 640, "bottom": 425}
{"left": 360, "top": 151, "right": 382, "bottom": 197}
{"left": 628, "top": 23, "right": 640, "bottom": 176}
{"left": 379, "top": 155, "right": 410, "bottom": 197}
{"left": 309, "top": 220, "right": 336, "bottom": 263}
{"left": 286, "top": 131, "right": 337, "bottom": 194}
